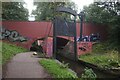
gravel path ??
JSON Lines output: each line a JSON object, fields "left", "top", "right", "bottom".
{"left": 3, "top": 52, "right": 51, "bottom": 78}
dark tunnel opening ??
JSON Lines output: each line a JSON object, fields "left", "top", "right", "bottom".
{"left": 30, "top": 39, "right": 44, "bottom": 53}
{"left": 56, "top": 37, "right": 69, "bottom": 50}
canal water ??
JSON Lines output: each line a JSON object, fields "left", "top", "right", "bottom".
{"left": 56, "top": 55, "right": 118, "bottom": 78}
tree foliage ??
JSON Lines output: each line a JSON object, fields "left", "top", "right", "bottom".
{"left": 32, "top": 2, "right": 77, "bottom": 21}
{"left": 83, "top": 2, "right": 120, "bottom": 50}
{"left": 2, "top": 2, "right": 29, "bottom": 21}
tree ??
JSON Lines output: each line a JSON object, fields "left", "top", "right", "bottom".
{"left": 32, "top": 1, "right": 77, "bottom": 21}
{"left": 83, "top": 4, "right": 111, "bottom": 24}
{"left": 2, "top": 2, "right": 29, "bottom": 21}
{"left": 83, "top": 1, "right": 120, "bottom": 50}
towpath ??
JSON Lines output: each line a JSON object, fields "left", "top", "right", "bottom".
{"left": 2, "top": 52, "right": 51, "bottom": 78}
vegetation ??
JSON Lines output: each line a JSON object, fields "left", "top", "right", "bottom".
{"left": 81, "top": 67, "right": 97, "bottom": 80}
{"left": 83, "top": 2, "right": 120, "bottom": 50}
{"left": 2, "top": 2, "right": 29, "bottom": 21}
{"left": 1, "top": 41, "right": 28, "bottom": 64}
{"left": 0, "top": 42, "right": 2, "bottom": 65}
{"left": 79, "top": 43, "right": 120, "bottom": 69}
{"left": 39, "top": 58, "right": 78, "bottom": 78}
{"left": 80, "top": 1, "right": 120, "bottom": 69}
{"left": 32, "top": 1, "right": 77, "bottom": 21}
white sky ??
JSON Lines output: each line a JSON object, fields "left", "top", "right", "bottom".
{"left": 24, "top": 0, "right": 94, "bottom": 21}
{"left": 71, "top": 0, "right": 94, "bottom": 13}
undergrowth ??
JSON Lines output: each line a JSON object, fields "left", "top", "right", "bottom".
{"left": 79, "top": 42, "right": 120, "bottom": 69}
{"left": 39, "top": 59, "right": 78, "bottom": 78}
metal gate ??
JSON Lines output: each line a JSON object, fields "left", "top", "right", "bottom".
{"left": 53, "top": 7, "right": 78, "bottom": 61}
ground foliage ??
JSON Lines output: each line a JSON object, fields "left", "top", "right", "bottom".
{"left": 1, "top": 41, "right": 27, "bottom": 64}
{"left": 79, "top": 43, "right": 120, "bottom": 69}
{"left": 39, "top": 59, "right": 78, "bottom": 78}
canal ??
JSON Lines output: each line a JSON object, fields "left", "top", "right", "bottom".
{"left": 56, "top": 54, "right": 118, "bottom": 78}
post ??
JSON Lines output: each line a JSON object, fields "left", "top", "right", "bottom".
{"left": 79, "top": 11, "right": 84, "bottom": 41}
{"left": 74, "top": 16, "right": 78, "bottom": 61}
{"left": 80, "top": 16, "right": 83, "bottom": 41}
{"left": 53, "top": 18, "right": 56, "bottom": 59}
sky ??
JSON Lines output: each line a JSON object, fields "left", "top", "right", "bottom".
{"left": 71, "top": 0, "right": 94, "bottom": 12}
{"left": 24, "top": 0, "right": 94, "bottom": 21}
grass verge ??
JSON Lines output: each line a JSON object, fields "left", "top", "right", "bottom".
{"left": 0, "top": 41, "right": 2, "bottom": 65}
{"left": 1, "top": 41, "right": 28, "bottom": 64}
{"left": 39, "top": 58, "right": 78, "bottom": 78}
{"left": 79, "top": 43, "right": 120, "bottom": 69}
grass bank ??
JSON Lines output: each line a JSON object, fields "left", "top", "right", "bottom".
{"left": 0, "top": 41, "right": 2, "bottom": 65}
{"left": 79, "top": 43, "right": 120, "bottom": 69}
{"left": 1, "top": 41, "right": 28, "bottom": 64}
{"left": 39, "top": 59, "right": 78, "bottom": 78}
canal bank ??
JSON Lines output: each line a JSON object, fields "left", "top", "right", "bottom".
{"left": 56, "top": 54, "right": 119, "bottom": 78}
